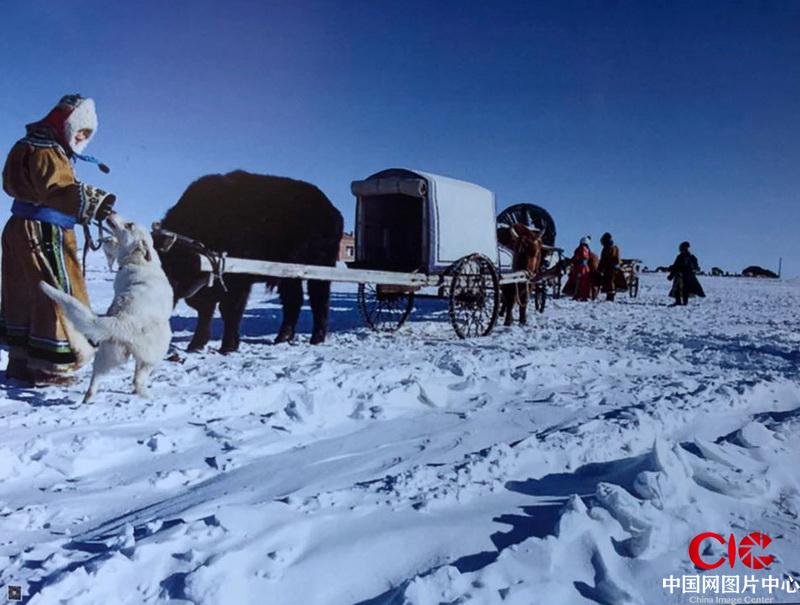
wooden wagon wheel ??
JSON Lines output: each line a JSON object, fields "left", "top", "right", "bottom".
{"left": 358, "top": 283, "right": 414, "bottom": 332}
{"left": 534, "top": 282, "right": 547, "bottom": 313}
{"left": 448, "top": 254, "right": 499, "bottom": 338}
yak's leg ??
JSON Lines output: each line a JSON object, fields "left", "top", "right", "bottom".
{"left": 307, "top": 279, "right": 331, "bottom": 345}
{"left": 518, "top": 284, "right": 529, "bottom": 325}
{"left": 275, "top": 279, "right": 303, "bottom": 344}
{"left": 219, "top": 279, "right": 252, "bottom": 354}
{"left": 498, "top": 296, "right": 508, "bottom": 322}
{"left": 187, "top": 291, "right": 217, "bottom": 352}
{"left": 502, "top": 285, "right": 515, "bottom": 327}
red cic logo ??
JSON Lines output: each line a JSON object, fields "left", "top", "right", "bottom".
{"left": 689, "top": 532, "right": 775, "bottom": 570}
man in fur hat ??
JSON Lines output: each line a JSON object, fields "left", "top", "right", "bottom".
{"left": 1, "top": 94, "right": 116, "bottom": 385}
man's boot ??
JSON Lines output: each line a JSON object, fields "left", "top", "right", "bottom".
{"left": 4, "top": 358, "right": 33, "bottom": 384}
{"left": 30, "top": 370, "right": 78, "bottom": 386}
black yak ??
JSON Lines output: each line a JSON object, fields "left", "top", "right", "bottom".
{"left": 155, "top": 171, "right": 343, "bottom": 352}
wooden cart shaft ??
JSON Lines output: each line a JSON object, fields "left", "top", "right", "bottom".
{"left": 198, "top": 255, "right": 531, "bottom": 288}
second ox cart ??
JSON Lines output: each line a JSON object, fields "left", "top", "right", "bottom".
{"left": 156, "top": 168, "right": 561, "bottom": 339}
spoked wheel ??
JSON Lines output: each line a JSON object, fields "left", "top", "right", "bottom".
{"left": 534, "top": 283, "right": 547, "bottom": 313}
{"left": 358, "top": 283, "right": 414, "bottom": 332}
{"left": 448, "top": 254, "right": 500, "bottom": 338}
{"left": 629, "top": 276, "right": 640, "bottom": 298}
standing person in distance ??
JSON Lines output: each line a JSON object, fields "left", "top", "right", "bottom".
{"left": 564, "top": 236, "right": 593, "bottom": 302}
{"left": 598, "top": 232, "right": 627, "bottom": 302}
{"left": 668, "top": 241, "right": 705, "bottom": 306}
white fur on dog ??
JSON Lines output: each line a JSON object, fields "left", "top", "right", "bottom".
{"left": 41, "top": 215, "right": 173, "bottom": 402}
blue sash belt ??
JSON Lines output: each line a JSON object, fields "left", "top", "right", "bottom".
{"left": 10, "top": 199, "right": 77, "bottom": 229}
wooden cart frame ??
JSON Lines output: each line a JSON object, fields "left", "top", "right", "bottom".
{"left": 191, "top": 250, "right": 532, "bottom": 339}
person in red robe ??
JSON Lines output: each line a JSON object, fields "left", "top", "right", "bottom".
{"left": 562, "top": 236, "right": 593, "bottom": 301}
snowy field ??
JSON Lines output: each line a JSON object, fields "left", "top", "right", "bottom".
{"left": 1, "top": 267, "right": 799, "bottom": 605}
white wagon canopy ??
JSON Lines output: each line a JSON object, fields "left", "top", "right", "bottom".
{"left": 350, "top": 168, "right": 498, "bottom": 274}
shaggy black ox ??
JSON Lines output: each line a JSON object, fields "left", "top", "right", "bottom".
{"left": 155, "top": 171, "right": 343, "bottom": 352}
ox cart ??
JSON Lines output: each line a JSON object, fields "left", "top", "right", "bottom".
{"left": 157, "top": 169, "right": 558, "bottom": 339}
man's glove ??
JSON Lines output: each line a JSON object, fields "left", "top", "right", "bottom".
{"left": 95, "top": 194, "right": 117, "bottom": 221}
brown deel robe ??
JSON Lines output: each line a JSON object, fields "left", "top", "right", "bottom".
{"left": 1, "top": 137, "right": 108, "bottom": 374}
{"left": 598, "top": 244, "right": 628, "bottom": 293}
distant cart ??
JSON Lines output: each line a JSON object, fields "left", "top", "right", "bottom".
{"left": 167, "top": 168, "right": 555, "bottom": 339}
{"left": 620, "top": 258, "right": 643, "bottom": 298}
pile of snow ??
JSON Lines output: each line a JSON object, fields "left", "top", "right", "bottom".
{"left": 1, "top": 271, "right": 799, "bottom": 604}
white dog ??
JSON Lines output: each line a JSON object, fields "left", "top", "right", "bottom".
{"left": 41, "top": 214, "right": 173, "bottom": 402}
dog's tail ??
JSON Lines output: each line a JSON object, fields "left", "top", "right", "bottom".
{"left": 40, "top": 281, "right": 116, "bottom": 344}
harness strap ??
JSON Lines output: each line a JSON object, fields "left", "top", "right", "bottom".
{"left": 82, "top": 219, "right": 112, "bottom": 276}
{"left": 205, "top": 251, "right": 227, "bottom": 292}
{"left": 152, "top": 227, "right": 227, "bottom": 292}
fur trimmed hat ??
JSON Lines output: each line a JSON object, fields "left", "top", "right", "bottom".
{"left": 33, "top": 94, "right": 98, "bottom": 154}
{"left": 580, "top": 235, "right": 591, "bottom": 246}
{"left": 62, "top": 95, "right": 97, "bottom": 154}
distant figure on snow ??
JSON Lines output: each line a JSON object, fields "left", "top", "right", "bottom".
{"left": 668, "top": 241, "right": 705, "bottom": 306}
{"left": 598, "top": 232, "right": 627, "bottom": 302}
{"left": 588, "top": 248, "right": 601, "bottom": 300}
{"left": 563, "top": 236, "right": 593, "bottom": 301}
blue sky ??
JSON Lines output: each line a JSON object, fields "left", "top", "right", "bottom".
{"left": 2, "top": 0, "right": 798, "bottom": 275}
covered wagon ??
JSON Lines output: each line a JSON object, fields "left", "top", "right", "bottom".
{"left": 350, "top": 168, "right": 544, "bottom": 336}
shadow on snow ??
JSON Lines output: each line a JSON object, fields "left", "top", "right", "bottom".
{"left": 354, "top": 453, "right": 656, "bottom": 605}
{"left": 169, "top": 291, "right": 451, "bottom": 345}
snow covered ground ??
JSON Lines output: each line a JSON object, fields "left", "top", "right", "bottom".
{"left": 1, "top": 267, "right": 799, "bottom": 605}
